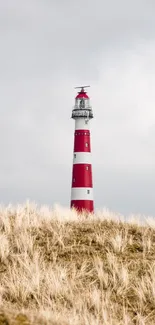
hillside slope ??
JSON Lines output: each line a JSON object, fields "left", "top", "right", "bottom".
{"left": 0, "top": 203, "right": 154, "bottom": 324}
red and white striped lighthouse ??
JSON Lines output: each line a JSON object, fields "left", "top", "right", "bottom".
{"left": 70, "top": 86, "right": 94, "bottom": 213}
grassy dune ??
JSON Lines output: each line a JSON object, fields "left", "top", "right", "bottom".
{"left": 0, "top": 202, "right": 154, "bottom": 324}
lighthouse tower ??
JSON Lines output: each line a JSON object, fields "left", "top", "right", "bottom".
{"left": 70, "top": 86, "right": 94, "bottom": 213}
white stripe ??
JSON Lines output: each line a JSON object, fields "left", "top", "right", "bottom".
{"left": 75, "top": 118, "right": 90, "bottom": 130}
{"left": 73, "top": 152, "right": 92, "bottom": 164}
{"left": 71, "top": 187, "right": 93, "bottom": 200}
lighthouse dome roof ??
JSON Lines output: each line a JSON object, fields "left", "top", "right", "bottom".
{"left": 75, "top": 91, "right": 89, "bottom": 99}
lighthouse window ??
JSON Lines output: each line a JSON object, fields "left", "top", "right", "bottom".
{"left": 86, "top": 166, "right": 89, "bottom": 170}
{"left": 87, "top": 190, "right": 90, "bottom": 194}
{"left": 85, "top": 142, "right": 88, "bottom": 147}
{"left": 74, "top": 153, "right": 76, "bottom": 158}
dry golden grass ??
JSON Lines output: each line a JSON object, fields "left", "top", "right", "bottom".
{"left": 0, "top": 201, "right": 154, "bottom": 324}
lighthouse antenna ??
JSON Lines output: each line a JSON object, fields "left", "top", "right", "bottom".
{"left": 74, "top": 85, "right": 90, "bottom": 92}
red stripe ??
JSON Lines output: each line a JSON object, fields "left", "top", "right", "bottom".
{"left": 72, "top": 164, "right": 93, "bottom": 187}
{"left": 74, "top": 130, "right": 91, "bottom": 152}
{"left": 74, "top": 130, "right": 90, "bottom": 135}
{"left": 71, "top": 200, "right": 94, "bottom": 212}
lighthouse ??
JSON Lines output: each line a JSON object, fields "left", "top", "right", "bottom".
{"left": 70, "top": 86, "right": 94, "bottom": 213}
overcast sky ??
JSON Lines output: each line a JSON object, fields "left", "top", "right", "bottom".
{"left": 0, "top": 0, "right": 155, "bottom": 216}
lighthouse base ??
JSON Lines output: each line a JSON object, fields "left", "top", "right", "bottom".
{"left": 71, "top": 200, "right": 94, "bottom": 213}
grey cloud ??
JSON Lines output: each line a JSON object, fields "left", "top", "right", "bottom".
{"left": 0, "top": 0, "right": 155, "bottom": 216}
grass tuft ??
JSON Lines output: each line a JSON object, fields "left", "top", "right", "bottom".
{"left": 0, "top": 202, "right": 154, "bottom": 324}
